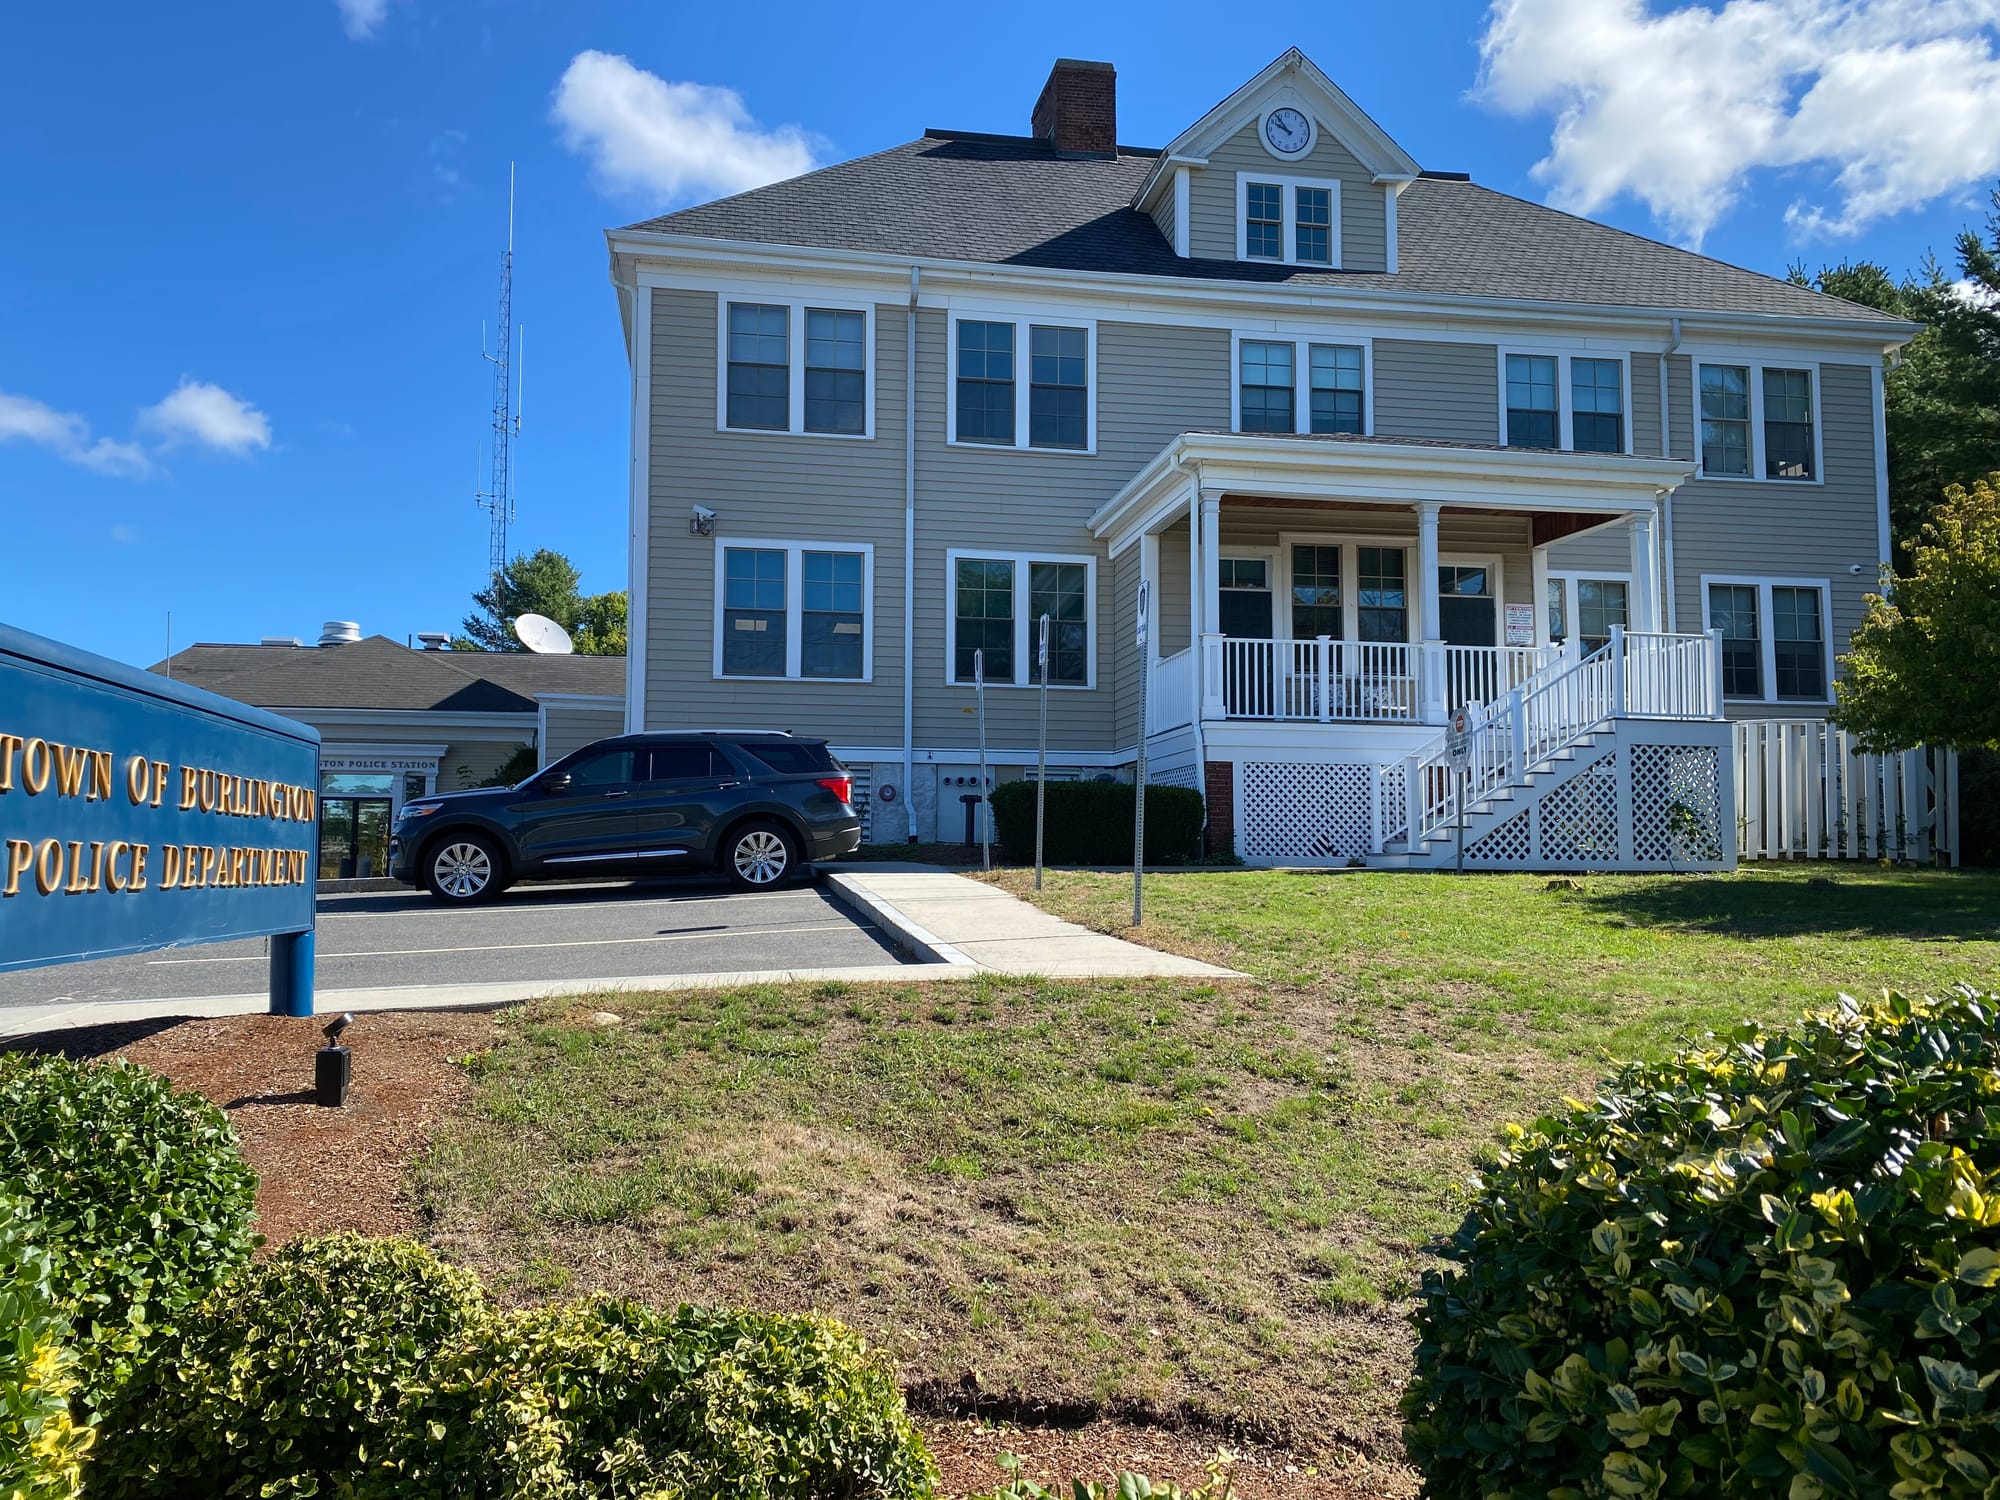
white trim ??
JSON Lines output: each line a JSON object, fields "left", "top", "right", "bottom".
{"left": 1382, "top": 181, "right": 1400, "bottom": 275}
{"left": 1172, "top": 165, "right": 1191, "bottom": 258}
{"left": 626, "top": 282, "right": 651, "bottom": 732}
{"left": 532, "top": 692, "right": 624, "bottom": 708}
{"left": 832, "top": 743, "right": 1135, "bottom": 767}
{"left": 714, "top": 292, "right": 877, "bottom": 440}
{"left": 943, "top": 547, "right": 1099, "bottom": 690}
{"left": 1255, "top": 104, "right": 1318, "bottom": 161}
{"left": 281, "top": 709, "right": 534, "bottom": 732}
{"left": 1698, "top": 573, "right": 1836, "bottom": 706}
{"left": 1231, "top": 329, "right": 1373, "bottom": 436}
{"left": 1496, "top": 347, "right": 1634, "bottom": 454}
{"left": 1691, "top": 359, "right": 1826, "bottom": 487}
{"left": 1234, "top": 172, "right": 1343, "bottom": 267}
{"left": 1438, "top": 550, "right": 1506, "bottom": 646}
{"left": 1217, "top": 545, "right": 1282, "bottom": 635}
{"left": 711, "top": 537, "right": 876, "bottom": 683}
{"left": 944, "top": 310, "right": 1098, "bottom": 455}
{"left": 1545, "top": 570, "right": 1634, "bottom": 647}
{"left": 1871, "top": 360, "right": 1892, "bottom": 573}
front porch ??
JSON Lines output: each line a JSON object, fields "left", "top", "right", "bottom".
{"left": 1093, "top": 433, "right": 1734, "bottom": 870}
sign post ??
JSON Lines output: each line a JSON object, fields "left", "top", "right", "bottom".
{"left": 1448, "top": 707, "right": 1472, "bottom": 875}
{"left": 974, "top": 648, "right": 991, "bottom": 873}
{"left": 1132, "top": 581, "right": 1150, "bottom": 928}
{"left": 0, "top": 622, "right": 320, "bottom": 1015}
{"left": 1034, "top": 614, "right": 1050, "bottom": 892}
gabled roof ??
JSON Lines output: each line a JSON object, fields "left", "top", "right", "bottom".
{"left": 622, "top": 136, "right": 1906, "bottom": 328}
{"left": 151, "top": 635, "right": 625, "bottom": 716}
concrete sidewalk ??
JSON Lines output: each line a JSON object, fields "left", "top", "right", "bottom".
{"left": 826, "top": 865, "right": 1240, "bottom": 978}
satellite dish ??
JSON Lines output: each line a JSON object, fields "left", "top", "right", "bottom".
{"left": 513, "top": 613, "right": 574, "bottom": 655}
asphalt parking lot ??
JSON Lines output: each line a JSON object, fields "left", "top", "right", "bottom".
{"left": 0, "top": 876, "right": 904, "bottom": 1007}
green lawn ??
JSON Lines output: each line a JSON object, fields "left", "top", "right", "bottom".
{"left": 412, "top": 866, "right": 2000, "bottom": 1471}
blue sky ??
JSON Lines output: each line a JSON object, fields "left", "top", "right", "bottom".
{"left": 6, "top": 0, "right": 1998, "bottom": 668}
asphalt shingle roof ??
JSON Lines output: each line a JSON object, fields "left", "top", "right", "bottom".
{"left": 628, "top": 132, "right": 1901, "bottom": 328}
{"left": 152, "top": 636, "right": 624, "bottom": 715}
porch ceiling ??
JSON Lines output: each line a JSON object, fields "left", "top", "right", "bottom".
{"left": 1091, "top": 430, "right": 1694, "bottom": 556}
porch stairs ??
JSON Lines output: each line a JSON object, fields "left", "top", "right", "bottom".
{"left": 1360, "top": 629, "right": 1730, "bottom": 872}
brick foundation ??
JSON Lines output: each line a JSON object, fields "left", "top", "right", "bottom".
{"left": 1203, "top": 760, "right": 1235, "bottom": 859}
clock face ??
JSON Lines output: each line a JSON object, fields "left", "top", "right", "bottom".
{"left": 1264, "top": 107, "right": 1311, "bottom": 156}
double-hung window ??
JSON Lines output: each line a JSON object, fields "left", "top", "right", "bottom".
{"left": 948, "top": 550, "right": 1095, "bottom": 687}
{"left": 1571, "top": 359, "right": 1625, "bottom": 453}
{"left": 1699, "top": 363, "right": 1817, "bottom": 481}
{"left": 1236, "top": 175, "right": 1342, "bottom": 266}
{"left": 1290, "top": 546, "right": 1341, "bottom": 638}
{"left": 720, "top": 298, "right": 874, "bottom": 437}
{"left": 1236, "top": 336, "right": 1368, "bottom": 435}
{"left": 1239, "top": 340, "right": 1295, "bottom": 433}
{"left": 950, "top": 316, "right": 1094, "bottom": 452}
{"left": 1547, "top": 575, "right": 1631, "bottom": 653}
{"left": 1309, "top": 344, "right": 1364, "bottom": 434}
{"left": 1505, "top": 354, "right": 1559, "bottom": 449}
{"left": 1356, "top": 547, "right": 1408, "bottom": 642}
{"left": 1703, "top": 577, "right": 1830, "bottom": 702}
{"left": 715, "top": 540, "right": 873, "bottom": 681}
{"left": 1501, "top": 352, "right": 1626, "bottom": 452}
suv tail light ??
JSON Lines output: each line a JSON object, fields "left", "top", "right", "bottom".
{"left": 816, "top": 775, "right": 853, "bottom": 805}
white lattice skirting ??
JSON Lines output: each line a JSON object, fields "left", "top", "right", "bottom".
{"left": 1238, "top": 760, "right": 1381, "bottom": 863}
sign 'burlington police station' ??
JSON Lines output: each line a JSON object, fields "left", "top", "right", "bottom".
{"left": 0, "top": 621, "right": 320, "bottom": 1013}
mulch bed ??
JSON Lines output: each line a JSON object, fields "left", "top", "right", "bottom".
{"left": 7, "top": 1008, "right": 1409, "bottom": 1499}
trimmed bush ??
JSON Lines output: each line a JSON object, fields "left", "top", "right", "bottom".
{"left": 89, "top": 1235, "right": 489, "bottom": 1499}
{"left": 0, "top": 1192, "right": 93, "bottom": 1500}
{"left": 1403, "top": 987, "right": 2000, "bottom": 1500}
{"left": 381, "top": 1298, "right": 938, "bottom": 1499}
{"left": 989, "top": 780, "right": 1204, "bottom": 865}
{"left": 0, "top": 1054, "right": 258, "bottom": 1406}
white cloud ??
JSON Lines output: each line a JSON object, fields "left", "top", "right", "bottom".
{"left": 0, "top": 391, "right": 153, "bottom": 479}
{"left": 138, "top": 379, "right": 273, "bottom": 455}
{"left": 335, "top": 0, "right": 390, "bottom": 40}
{"left": 550, "top": 50, "right": 819, "bottom": 205}
{"left": 1476, "top": 0, "right": 2000, "bottom": 244}
{"left": 110, "top": 523, "right": 140, "bottom": 544}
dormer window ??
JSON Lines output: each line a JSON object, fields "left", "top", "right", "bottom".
{"left": 1236, "top": 175, "right": 1341, "bottom": 267}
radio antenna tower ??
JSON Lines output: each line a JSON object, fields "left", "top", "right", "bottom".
{"left": 476, "top": 163, "right": 523, "bottom": 585}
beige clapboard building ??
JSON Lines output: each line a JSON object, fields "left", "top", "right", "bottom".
{"left": 605, "top": 50, "right": 1916, "bottom": 869}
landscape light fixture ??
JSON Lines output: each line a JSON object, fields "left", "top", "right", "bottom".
{"left": 316, "top": 1012, "right": 356, "bottom": 1108}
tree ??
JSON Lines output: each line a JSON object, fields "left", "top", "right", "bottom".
{"left": 454, "top": 548, "right": 626, "bottom": 656}
{"left": 1792, "top": 188, "right": 2000, "bottom": 558}
{"left": 1832, "top": 473, "right": 2000, "bottom": 751}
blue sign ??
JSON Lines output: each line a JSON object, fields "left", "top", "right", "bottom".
{"left": 0, "top": 621, "right": 319, "bottom": 1013}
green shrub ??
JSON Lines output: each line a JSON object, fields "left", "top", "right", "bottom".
{"left": 0, "top": 1192, "right": 92, "bottom": 1500}
{"left": 382, "top": 1298, "right": 937, "bottom": 1499}
{"left": 0, "top": 1054, "right": 258, "bottom": 1407}
{"left": 1403, "top": 986, "right": 2000, "bottom": 1500}
{"left": 89, "top": 1235, "right": 489, "bottom": 1499}
{"left": 989, "top": 780, "right": 1204, "bottom": 865}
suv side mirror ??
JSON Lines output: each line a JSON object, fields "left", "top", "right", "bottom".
{"left": 539, "top": 772, "right": 571, "bottom": 795}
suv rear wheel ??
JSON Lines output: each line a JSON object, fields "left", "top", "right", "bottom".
{"left": 424, "top": 832, "right": 506, "bottom": 905}
{"left": 723, "top": 820, "right": 797, "bottom": 891}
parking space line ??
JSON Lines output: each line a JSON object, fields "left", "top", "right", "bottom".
{"left": 145, "top": 921, "right": 860, "bottom": 965}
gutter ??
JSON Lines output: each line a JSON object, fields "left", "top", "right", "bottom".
{"left": 1659, "top": 317, "right": 1683, "bottom": 632}
{"left": 903, "top": 265, "right": 920, "bottom": 841}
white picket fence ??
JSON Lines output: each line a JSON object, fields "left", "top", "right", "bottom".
{"left": 1733, "top": 719, "right": 1960, "bottom": 864}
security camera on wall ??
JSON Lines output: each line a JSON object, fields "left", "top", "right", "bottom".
{"left": 690, "top": 505, "right": 716, "bottom": 537}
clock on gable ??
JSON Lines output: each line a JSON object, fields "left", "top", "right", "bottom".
{"left": 1261, "top": 106, "right": 1313, "bottom": 158}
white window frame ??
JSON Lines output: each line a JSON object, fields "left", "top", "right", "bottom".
{"left": 715, "top": 296, "right": 877, "bottom": 440}
{"left": 1698, "top": 574, "right": 1835, "bottom": 705}
{"left": 1495, "top": 349, "right": 1634, "bottom": 454}
{"left": 712, "top": 537, "right": 876, "bottom": 682}
{"left": 944, "top": 312, "right": 1098, "bottom": 456}
{"left": 1273, "top": 534, "right": 1428, "bottom": 643}
{"left": 1546, "top": 570, "right": 1634, "bottom": 647}
{"left": 1693, "top": 361, "right": 1825, "bottom": 486}
{"left": 943, "top": 547, "right": 1098, "bottom": 689}
{"left": 1235, "top": 173, "right": 1343, "bottom": 267}
{"left": 1230, "top": 331, "right": 1374, "bottom": 437}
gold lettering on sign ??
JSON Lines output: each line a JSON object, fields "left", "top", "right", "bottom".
{"left": 3, "top": 840, "right": 29, "bottom": 897}
{"left": 0, "top": 734, "right": 22, "bottom": 793}
{"left": 34, "top": 839, "right": 60, "bottom": 896}
{"left": 160, "top": 845, "right": 182, "bottom": 890}
{"left": 179, "top": 767, "right": 197, "bottom": 811}
{"left": 126, "top": 755, "right": 150, "bottom": 806}
{"left": 151, "top": 760, "right": 169, "bottom": 808}
{"left": 22, "top": 740, "right": 50, "bottom": 795}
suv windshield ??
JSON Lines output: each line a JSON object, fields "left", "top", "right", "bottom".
{"left": 739, "top": 741, "right": 835, "bottom": 775}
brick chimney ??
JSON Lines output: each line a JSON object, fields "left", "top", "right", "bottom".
{"left": 1032, "top": 59, "right": 1116, "bottom": 156}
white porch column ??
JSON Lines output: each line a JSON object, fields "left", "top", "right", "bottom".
{"left": 1416, "top": 501, "right": 1446, "bottom": 722}
{"left": 1627, "top": 510, "right": 1661, "bottom": 632}
{"left": 1198, "top": 489, "right": 1225, "bottom": 720}
{"left": 1530, "top": 544, "right": 1553, "bottom": 647}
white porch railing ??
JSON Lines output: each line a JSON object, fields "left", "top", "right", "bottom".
{"left": 1378, "top": 627, "right": 1723, "bottom": 847}
{"left": 1200, "top": 637, "right": 1557, "bottom": 723}
{"left": 1148, "top": 646, "right": 1197, "bottom": 734}
{"left": 1443, "top": 645, "right": 1547, "bottom": 713}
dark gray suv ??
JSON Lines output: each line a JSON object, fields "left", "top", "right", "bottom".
{"left": 387, "top": 732, "right": 861, "bottom": 905}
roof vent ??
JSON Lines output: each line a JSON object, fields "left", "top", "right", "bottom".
{"left": 318, "top": 621, "right": 362, "bottom": 647}
{"left": 260, "top": 636, "right": 304, "bottom": 648}
{"left": 1032, "top": 59, "right": 1116, "bottom": 156}
{"left": 415, "top": 631, "right": 453, "bottom": 651}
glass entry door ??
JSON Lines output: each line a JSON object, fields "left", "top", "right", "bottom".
{"left": 319, "top": 798, "right": 392, "bottom": 879}
{"left": 1218, "top": 557, "right": 1275, "bottom": 717}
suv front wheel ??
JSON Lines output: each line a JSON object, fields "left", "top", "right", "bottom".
{"left": 723, "top": 820, "right": 798, "bottom": 891}
{"left": 424, "top": 832, "right": 506, "bottom": 905}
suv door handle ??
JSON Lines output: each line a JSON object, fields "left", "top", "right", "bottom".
{"left": 602, "top": 789, "right": 631, "bottom": 798}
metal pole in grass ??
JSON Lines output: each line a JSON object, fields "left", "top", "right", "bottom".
{"left": 1133, "top": 581, "right": 1150, "bottom": 927}
{"left": 975, "top": 647, "right": 991, "bottom": 873}
{"left": 1035, "top": 613, "right": 1050, "bottom": 891}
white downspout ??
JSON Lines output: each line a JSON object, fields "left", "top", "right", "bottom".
{"left": 903, "top": 266, "right": 920, "bottom": 841}
{"left": 1659, "top": 317, "right": 1683, "bottom": 633}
